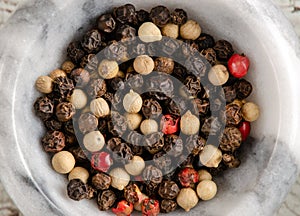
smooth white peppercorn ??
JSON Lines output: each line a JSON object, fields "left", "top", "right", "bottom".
{"left": 198, "top": 169, "right": 212, "bottom": 182}
{"left": 140, "top": 119, "right": 158, "bottom": 135}
{"left": 208, "top": 64, "right": 229, "bottom": 86}
{"left": 133, "top": 55, "right": 154, "bottom": 75}
{"left": 124, "top": 156, "right": 145, "bottom": 176}
{"left": 180, "top": 20, "right": 201, "bottom": 40}
{"left": 52, "top": 151, "right": 75, "bottom": 174}
{"left": 109, "top": 168, "right": 130, "bottom": 190}
{"left": 68, "top": 167, "right": 89, "bottom": 183}
{"left": 199, "top": 145, "right": 222, "bottom": 168}
{"left": 162, "top": 23, "right": 179, "bottom": 39}
{"left": 180, "top": 111, "right": 200, "bottom": 135}
{"left": 90, "top": 98, "right": 110, "bottom": 118}
{"left": 35, "top": 76, "right": 53, "bottom": 94}
{"left": 83, "top": 131, "right": 105, "bottom": 152}
{"left": 241, "top": 102, "right": 260, "bottom": 122}
{"left": 138, "top": 22, "right": 162, "bottom": 43}
{"left": 123, "top": 90, "right": 143, "bottom": 113}
{"left": 70, "top": 89, "right": 88, "bottom": 109}
{"left": 98, "top": 59, "right": 119, "bottom": 79}
{"left": 125, "top": 113, "right": 143, "bottom": 130}
{"left": 49, "top": 69, "right": 67, "bottom": 79}
{"left": 176, "top": 188, "right": 199, "bottom": 212}
{"left": 196, "top": 180, "right": 217, "bottom": 201}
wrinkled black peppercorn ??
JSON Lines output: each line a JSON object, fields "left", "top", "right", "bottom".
{"left": 165, "top": 96, "right": 188, "bottom": 117}
{"left": 125, "top": 73, "right": 144, "bottom": 91}
{"left": 124, "top": 184, "right": 139, "bottom": 204}
{"left": 53, "top": 77, "right": 74, "bottom": 99}
{"left": 213, "top": 40, "right": 234, "bottom": 61}
{"left": 186, "top": 135, "right": 206, "bottom": 156}
{"left": 181, "top": 39, "right": 199, "bottom": 57}
{"left": 78, "top": 113, "right": 98, "bottom": 134}
{"left": 154, "top": 57, "right": 174, "bottom": 74}
{"left": 197, "top": 33, "right": 215, "bottom": 50}
{"left": 34, "top": 96, "right": 54, "bottom": 121}
{"left": 136, "top": 9, "right": 150, "bottom": 24}
{"left": 108, "top": 111, "right": 127, "bottom": 137}
{"left": 87, "top": 78, "right": 107, "bottom": 98}
{"left": 107, "top": 137, "right": 133, "bottom": 162}
{"left": 81, "top": 29, "right": 101, "bottom": 53}
{"left": 171, "top": 8, "right": 187, "bottom": 25}
{"left": 105, "top": 40, "right": 128, "bottom": 62}
{"left": 70, "top": 68, "right": 90, "bottom": 88}
{"left": 234, "top": 79, "right": 253, "bottom": 99}
{"left": 164, "top": 135, "right": 183, "bottom": 157}
{"left": 201, "top": 116, "right": 222, "bottom": 136}
{"left": 143, "top": 165, "right": 163, "bottom": 184}
{"left": 193, "top": 98, "right": 209, "bottom": 116}
{"left": 97, "top": 190, "right": 117, "bottom": 211}
{"left": 223, "top": 85, "right": 237, "bottom": 103}
{"left": 55, "top": 102, "right": 75, "bottom": 122}
{"left": 147, "top": 74, "right": 174, "bottom": 99}
{"left": 142, "top": 98, "right": 162, "bottom": 119}
{"left": 80, "top": 54, "right": 98, "bottom": 72}
{"left": 44, "top": 118, "right": 63, "bottom": 131}
{"left": 92, "top": 173, "right": 112, "bottom": 190}
{"left": 220, "top": 127, "right": 242, "bottom": 152}
{"left": 98, "top": 13, "right": 116, "bottom": 33}
{"left": 41, "top": 131, "right": 65, "bottom": 153}
{"left": 67, "top": 41, "right": 85, "bottom": 63}
{"left": 160, "top": 199, "right": 177, "bottom": 213}
{"left": 67, "top": 179, "right": 88, "bottom": 201}
{"left": 153, "top": 151, "right": 172, "bottom": 172}
{"left": 68, "top": 146, "right": 88, "bottom": 163}
{"left": 113, "top": 4, "right": 136, "bottom": 24}
{"left": 144, "top": 132, "right": 164, "bottom": 154}
{"left": 225, "top": 103, "right": 242, "bottom": 126}
{"left": 185, "top": 55, "right": 208, "bottom": 78}
{"left": 116, "top": 24, "right": 136, "bottom": 42}
{"left": 183, "top": 75, "right": 202, "bottom": 97}
{"left": 200, "top": 48, "right": 217, "bottom": 66}
{"left": 149, "top": 5, "right": 170, "bottom": 27}
{"left": 158, "top": 180, "right": 180, "bottom": 200}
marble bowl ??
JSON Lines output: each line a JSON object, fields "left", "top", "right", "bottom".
{"left": 0, "top": 0, "right": 300, "bottom": 215}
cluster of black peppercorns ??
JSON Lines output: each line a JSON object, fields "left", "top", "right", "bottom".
{"left": 33, "top": 4, "right": 260, "bottom": 215}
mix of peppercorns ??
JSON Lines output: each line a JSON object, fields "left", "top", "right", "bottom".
{"left": 33, "top": 4, "right": 260, "bottom": 215}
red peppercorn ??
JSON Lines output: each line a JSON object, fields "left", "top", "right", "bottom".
{"left": 239, "top": 121, "right": 251, "bottom": 141}
{"left": 91, "top": 152, "right": 113, "bottom": 172}
{"left": 142, "top": 198, "right": 160, "bottom": 216}
{"left": 178, "top": 167, "right": 199, "bottom": 188}
{"left": 112, "top": 200, "right": 133, "bottom": 216}
{"left": 160, "top": 115, "right": 180, "bottom": 135}
{"left": 228, "top": 54, "right": 250, "bottom": 78}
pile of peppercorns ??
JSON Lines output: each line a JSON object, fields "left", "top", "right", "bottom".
{"left": 33, "top": 4, "right": 260, "bottom": 216}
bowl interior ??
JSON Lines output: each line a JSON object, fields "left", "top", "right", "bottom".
{"left": 6, "top": 0, "right": 295, "bottom": 215}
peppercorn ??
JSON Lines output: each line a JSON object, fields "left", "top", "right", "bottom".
{"left": 90, "top": 98, "right": 110, "bottom": 118}
{"left": 183, "top": 75, "right": 202, "bottom": 97}
{"left": 223, "top": 85, "right": 236, "bottom": 103}
{"left": 50, "top": 69, "right": 66, "bottom": 80}
{"left": 239, "top": 121, "right": 251, "bottom": 141}
{"left": 70, "top": 89, "right": 87, "bottom": 110}
{"left": 125, "top": 73, "right": 144, "bottom": 90}
{"left": 144, "top": 132, "right": 164, "bottom": 154}
{"left": 98, "top": 59, "right": 119, "bottom": 79}
{"left": 35, "top": 76, "right": 53, "bottom": 94}
{"left": 107, "top": 137, "right": 133, "bottom": 162}
{"left": 80, "top": 54, "right": 98, "bottom": 72}
{"left": 91, "top": 152, "right": 113, "bottom": 173}
{"left": 78, "top": 113, "right": 98, "bottom": 134}
{"left": 70, "top": 68, "right": 90, "bottom": 88}
{"left": 105, "top": 40, "right": 129, "bottom": 62}
{"left": 176, "top": 188, "right": 199, "bottom": 212}
{"left": 112, "top": 200, "right": 134, "bottom": 216}
{"left": 116, "top": 24, "right": 136, "bottom": 42}
{"left": 142, "top": 198, "right": 160, "bottom": 216}
{"left": 163, "top": 134, "right": 183, "bottom": 157}
{"left": 180, "top": 111, "right": 200, "bottom": 135}
{"left": 108, "top": 77, "right": 125, "bottom": 92}
{"left": 55, "top": 102, "right": 75, "bottom": 122}
{"left": 125, "top": 113, "right": 142, "bottom": 130}
{"left": 161, "top": 23, "right": 179, "bottom": 39}
{"left": 201, "top": 116, "right": 222, "bottom": 136}
{"left": 87, "top": 78, "right": 107, "bottom": 98}
{"left": 225, "top": 103, "right": 243, "bottom": 126}
{"left": 113, "top": 4, "right": 136, "bottom": 24}
{"left": 160, "top": 199, "right": 177, "bottom": 213}
{"left": 208, "top": 64, "right": 229, "bottom": 86}
{"left": 137, "top": 9, "right": 150, "bottom": 24}
{"left": 201, "top": 48, "right": 217, "bottom": 65}
{"left": 68, "top": 146, "right": 88, "bottom": 163}
{"left": 92, "top": 172, "right": 112, "bottom": 190}
{"left": 124, "top": 184, "right": 141, "bottom": 204}
{"left": 97, "top": 190, "right": 117, "bottom": 211}
{"left": 160, "top": 37, "right": 181, "bottom": 56}
{"left": 81, "top": 29, "right": 101, "bottom": 53}
{"left": 197, "top": 33, "right": 215, "bottom": 50}
{"left": 83, "top": 131, "right": 105, "bottom": 152}
{"left": 125, "top": 156, "right": 145, "bottom": 176}
{"left": 34, "top": 96, "right": 54, "bottom": 121}
{"left": 123, "top": 90, "right": 143, "bottom": 114}
{"left": 68, "top": 167, "right": 89, "bottom": 183}
{"left": 130, "top": 43, "right": 147, "bottom": 56}
{"left": 126, "top": 130, "right": 143, "bottom": 147}
{"left": 213, "top": 40, "right": 234, "bottom": 61}
{"left": 108, "top": 111, "right": 128, "bottom": 137}
{"left": 149, "top": 5, "right": 170, "bottom": 27}
{"left": 140, "top": 119, "right": 158, "bottom": 135}
{"left": 142, "top": 165, "right": 163, "bottom": 184}
{"left": 53, "top": 76, "right": 74, "bottom": 99}
{"left": 196, "top": 179, "right": 217, "bottom": 201}
{"left": 178, "top": 167, "right": 199, "bottom": 188}
{"left": 153, "top": 151, "right": 172, "bottom": 172}
{"left": 147, "top": 74, "right": 174, "bottom": 99}
{"left": 154, "top": 57, "right": 174, "bottom": 74}
{"left": 67, "top": 41, "right": 85, "bottom": 63}
{"left": 41, "top": 131, "right": 65, "bottom": 153}
{"left": 144, "top": 181, "right": 159, "bottom": 197}
{"left": 198, "top": 169, "right": 212, "bottom": 181}
{"left": 222, "top": 153, "right": 241, "bottom": 168}
{"left": 185, "top": 55, "right": 208, "bottom": 78}
{"left": 61, "top": 61, "right": 75, "bottom": 74}
{"left": 228, "top": 54, "right": 250, "bottom": 78}
{"left": 199, "top": 145, "right": 222, "bottom": 168}
{"left": 220, "top": 127, "right": 242, "bottom": 152}
{"left": 234, "top": 79, "right": 253, "bottom": 99}
{"left": 193, "top": 98, "right": 209, "bottom": 116}
{"left": 181, "top": 39, "right": 199, "bottom": 57}
{"left": 138, "top": 22, "right": 162, "bottom": 43}
{"left": 98, "top": 13, "right": 116, "bottom": 33}
{"left": 186, "top": 135, "right": 206, "bottom": 156}
{"left": 180, "top": 20, "right": 201, "bottom": 40}
{"left": 170, "top": 8, "right": 187, "bottom": 25}
{"left": 44, "top": 118, "right": 62, "bottom": 131}
{"left": 172, "top": 63, "right": 188, "bottom": 82}
{"left": 241, "top": 102, "right": 260, "bottom": 122}
{"left": 158, "top": 180, "right": 180, "bottom": 199}
{"left": 52, "top": 151, "right": 75, "bottom": 174}
{"left": 67, "top": 179, "right": 88, "bottom": 201}
{"left": 110, "top": 168, "right": 130, "bottom": 190}
{"left": 160, "top": 114, "right": 180, "bottom": 135}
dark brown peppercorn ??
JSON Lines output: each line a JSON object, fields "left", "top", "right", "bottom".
{"left": 172, "top": 63, "right": 188, "bottom": 82}
{"left": 234, "top": 79, "right": 253, "bottom": 99}
{"left": 184, "top": 75, "right": 202, "bottom": 97}
{"left": 197, "top": 33, "right": 215, "bottom": 50}
{"left": 81, "top": 29, "right": 101, "bottom": 53}
{"left": 116, "top": 24, "right": 136, "bottom": 42}
{"left": 70, "top": 68, "right": 90, "bottom": 88}
{"left": 107, "top": 137, "right": 133, "bottom": 162}
{"left": 69, "top": 146, "right": 88, "bottom": 162}
{"left": 225, "top": 103, "right": 242, "bottom": 126}
{"left": 126, "top": 130, "right": 143, "bottom": 146}
{"left": 220, "top": 127, "right": 242, "bottom": 152}
{"left": 181, "top": 39, "right": 199, "bottom": 57}
{"left": 98, "top": 13, "right": 116, "bottom": 33}
{"left": 108, "top": 111, "right": 127, "bottom": 137}
{"left": 53, "top": 77, "right": 74, "bottom": 99}
{"left": 171, "top": 8, "right": 187, "bottom": 25}
{"left": 223, "top": 85, "right": 237, "bottom": 103}
{"left": 160, "top": 199, "right": 177, "bottom": 213}
{"left": 124, "top": 184, "right": 139, "bottom": 204}
{"left": 108, "top": 77, "right": 125, "bottom": 92}
{"left": 136, "top": 9, "right": 150, "bottom": 24}
{"left": 153, "top": 151, "right": 172, "bottom": 172}
{"left": 105, "top": 40, "right": 128, "bottom": 62}
{"left": 165, "top": 97, "right": 188, "bottom": 117}
{"left": 201, "top": 116, "right": 222, "bottom": 136}
{"left": 67, "top": 41, "right": 85, "bottom": 63}
{"left": 147, "top": 74, "right": 174, "bottom": 99}
{"left": 213, "top": 40, "right": 234, "bottom": 61}
{"left": 163, "top": 135, "right": 183, "bottom": 157}
{"left": 67, "top": 179, "right": 88, "bottom": 201}
{"left": 158, "top": 180, "right": 180, "bottom": 200}
{"left": 92, "top": 173, "right": 112, "bottom": 190}
{"left": 193, "top": 98, "right": 209, "bottom": 116}
{"left": 34, "top": 96, "right": 54, "bottom": 121}
{"left": 125, "top": 73, "right": 144, "bottom": 90}
{"left": 80, "top": 54, "right": 98, "bottom": 72}
{"left": 223, "top": 153, "right": 241, "bottom": 168}
{"left": 150, "top": 6, "right": 170, "bottom": 27}
{"left": 142, "top": 98, "right": 162, "bottom": 119}
{"left": 113, "top": 4, "right": 136, "bottom": 24}
{"left": 65, "top": 134, "right": 77, "bottom": 146}
{"left": 41, "top": 131, "right": 65, "bottom": 153}
{"left": 86, "top": 186, "right": 97, "bottom": 200}
{"left": 55, "top": 102, "right": 75, "bottom": 122}
{"left": 97, "top": 190, "right": 117, "bottom": 211}
{"left": 154, "top": 57, "right": 174, "bottom": 74}
{"left": 128, "top": 143, "right": 144, "bottom": 156}
{"left": 78, "top": 113, "right": 98, "bottom": 134}
{"left": 98, "top": 118, "right": 108, "bottom": 135}
{"left": 130, "top": 43, "right": 147, "bottom": 56}
{"left": 44, "top": 118, "right": 63, "bottom": 131}
{"left": 144, "top": 132, "right": 164, "bottom": 154}
{"left": 143, "top": 165, "right": 163, "bottom": 184}
{"left": 87, "top": 78, "right": 107, "bottom": 98}
{"left": 200, "top": 48, "right": 217, "bottom": 65}
{"left": 145, "top": 181, "right": 159, "bottom": 198}
{"left": 64, "top": 120, "right": 75, "bottom": 135}
{"left": 186, "top": 135, "right": 206, "bottom": 156}
{"left": 185, "top": 55, "right": 208, "bottom": 78}
{"left": 161, "top": 37, "right": 181, "bottom": 56}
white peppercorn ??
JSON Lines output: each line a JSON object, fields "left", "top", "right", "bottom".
{"left": 208, "top": 64, "right": 229, "bottom": 86}
{"left": 199, "top": 145, "right": 222, "bottom": 168}
{"left": 70, "top": 89, "right": 88, "bottom": 109}
{"left": 140, "top": 119, "right": 158, "bottom": 135}
{"left": 176, "top": 188, "right": 199, "bottom": 212}
{"left": 125, "top": 113, "right": 143, "bottom": 130}
{"left": 196, "top": 180, "right": 217, "bottom": 201}
{"left": 180, "top": 20, "right": 201, "bottom": 40}
{"left": 35, "top": 76, "right": 53, "bottom": 94}
{"left": 241, "top": 102, "right": 260, "bottom": 122}
{"left": 110, "top": 168, "right": 130, "bottom": 190}
{"left": 161, "top": 23, "right": 179, "bottom": 39}
{"left": 198, "top": 169, "right": 212, "bottom": 182}
{"left": 180, "top": 111, "right": 200, "bottom": 135}
{"left": 49, "top": 69, "right": 67, "bottom": 79}
{"left": 138, "top": 22, "right": 162, "bottom": 43}
{"left": 133, "top": 55, "right": 154, "bottom": 75}
{"left": 124, "top": 156, "right": 145, "bottom": 176}
{"left": 83, "top": 131, "right": 105, "bottom": 152}
{"left": 123, "top": 90, "right": 143, "bottom": 113}
{"left": 52, "top": 151, "right": 75, "bottom": 174}
{"left": 98, "top": 59, "right": 119, "bottom": 79}
{"left": 68, "top": 167, "right": 89, "bottom": 183}
{"left": 90, "top": 98, "right": 110, "bottom": 118}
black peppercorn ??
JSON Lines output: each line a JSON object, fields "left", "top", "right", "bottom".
{"left": 87, "top": 78, "right": 107, "bottom": 98}
{"left": 147, "top": 74, "right": 174, "bottom": 99}
{"left": 165, "top": 96, "right": 188, "bottom": 117}
{"left": 116, "top": 24, "right": 136, "bottom": 42}
{"left": 125, "top": 73, "right": 144, "bottom": 91}
{"left": 193, "top": 98, "right": 209, "bottom": 116}
{"left": 144, "top": 132, "right": 164, "bottom": 154}
{"left": 44, "top": 118, "right": 63, "bottom": 131}
{"left": 113, "top": 4, "right": 136, "bottom": 24}
{"left": 80, "top": 54, "right": 98, "bottom": 72}
{"left": 55, "top": 102, "right": 75, "bottom": 122}
{"left": 70, "top": 68, "right": 90, "bottom": 88}
{"left": 126, "top": 130, "right": 143, "bottom": 146}
{"left": 185, "top": 55, "right": 208, "bottom": 78}
{"left": 53, "top": 77, "right": 74, "bottom": 99}
{"left": 213, "top": 40, "right": 234, "bottom": 61}
{"left": 183, "top": 75, "right": 202, "bottom": 97}
{"left": 98, "top": 118, "right": 108, "bottom": 135}
{"left": 181, "top": 39, "right": 199, "bottom": 57}
{"left": 201, "top": 116, "right": 222, "bottom": 136}
{"left": 160, "top": 199, "right": 177, "bottom": 213}
{"left": 220, "top": 127, "right": 242, "bottom": 152}
{"left": 154, "top": 57, "right": 174, "bottom": 74}
{"left": 158, "top": 180, "right": 180, "bottom": 200}
{"left": 107, "top": 137, "right": 133, "bottom": 162}
{"left": 86, "top": 186, "right": 97, "bottom": 200}
{"left": 81, "top": 29, "right": 101, "bottom": 53}
{"left": 97, "top": 190, "right": 117, "bottom": 211}
{"left": 200, "top": 48, "right": 217, "bottom": 66}
{"left": 153, "top": 151, "right": 172, "bottom": 172}
{"left": 186, "top": 135, "right": 206, "bottom": 156}
{"left": 105, "top": 40, "right": 128, "bottom": 62}
{"left": 67, "top": 179, "right": 88, "bottom": 201}
{"left": 161, "top": 37, "right": 181, "bottom": 57}
{"left": 223, "top": 85, "right": 237, "bottom": 103}
{"left": 171, "top": 8, "right": 187, "bottom": 25}
{"left": 142, "top": 98, "right": 162, "bottom": 119}
{"left": 144, "top": 181, "right": 159, "bottom": 198}
{"left": 234, "top": 79, "right": 253, "bottom": 99}
{"left": 108, "top": 77, "right": 125, "bottom": 92}
{"left": 163, "top": 135, "right": 183, "bottom": 157}
{"left": 124, "top": 184, "right": 139, "bottom": 204}
{"left": 223, "top": 153, "right": 241, "bottom": 168}
{"left": 225, "top": 103, "right": 242, "bottom": 126}
{"left": 67, "top": 41, "right": 85, "bottom": 63}
{"left": 78, "top": 113, "right": 98, "bottom": 134}
{"left": 98, "top": 13, "right": 116, "bottom": 33}
{"left": 92, "top": 173, "right": 112, "bottom": 190}
{"left": 108, "top": 111, "right": 127, "bottom": 137}
{"left": 34, "top": 96, "right": 54, "bottom": 121}
{"left": 41, "top": 131, "right": 65, "bottom": 153}
{"left": 136, "top": 9, "right": 150, "bottom": 24}
{"left": 69, "top": 146, "right": 88, "bottom": 163}
{"left": 197, "top": 33, "right": 215, "bottom": 50}
{"left": 130, "top": 43, "right": 147, "bottom": 56}
{"left": 172, "top": 63, "right": 188, "bottom": 82}
{"left": 64, "top": 120, "right": 75, "bottom": 135}
{"left": 149, "top": 6, "right": 170, "bottom": 27}
{"left": 143, "top": 165, "right": 163, "bottom": 184}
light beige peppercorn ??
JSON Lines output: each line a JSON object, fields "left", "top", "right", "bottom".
{"left": 162, "top": 23, "right": 179, "bottom": 39}
{"left": 110, "top": 168, "right": 130, "bottom": 190}
{"left": 140, "top": 119, "right": 158, "bottom": 135}
{"left": 68, "top": 167, "right": 89, "bottom": 183}
{"left": 196, "top": 180, "right": 217, "bottom": 201}
{"left": 70, "top": 89, "right": 88, "bottom": 109}
{"left": 35, "top": 75, "right": 53, "bottom": 94}
{"left": 180, "top": 20, "right": 201, "bottom": 40}
{"left": 180, "top": 111, "right": 200, "bottom": 135}
{"left": 208, "top": 64, "right": 229, "bottom": 86}
{"left": 198, "top": 169, "right": 212, "bottom": 182}
{"left": 133, "top": 55, "right": 154, "bottom": 75}
{"left": 98, "top": 59, "right": 119, "bottom": 79}
{"left": 123, "top": 90, "right": 143, "bottom": 114}
{"left": 125, "top": 113, "right": 143, "bottom": 130}
{"left": 124, "top": 156, "right": 145, "bottom": 176}
{"left": 90, "top": 98, "right": 110, "bottom": 118}
{"left": 83, "top": 131, "right": 105, "bottom": 152}
{"left": 61, "top": 61, "right": 75, "bottom": 74}
{"left": 199, "top": 145, "right": 222, "bottom": 168}
{"left": 138, "top": 22, "right": 162, "bottom": 43}
{"left": 241, "top": 102, "right": 260, "bottom": 122}
{"left": 176, "top": 188, "right": 199, "bottom": 212}
{"left": 49, "top": 69, "right": 67, "bottom": 79}
{"left": 51, "top": 151, "right": 75, "bottom": 174}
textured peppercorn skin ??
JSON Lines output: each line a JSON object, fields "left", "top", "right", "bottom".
{"left": 67, "top": 179, "right": 88, "bottom": 201}
{"left": 41, "top": 131, "right": 65, "bottom": 153}
{"left": 34, "top": 96, "right": 54, "bottom": 121}
{"left": 150, "top": 6, "right": 170, "bottom": 27}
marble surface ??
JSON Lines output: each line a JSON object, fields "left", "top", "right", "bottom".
{"left": 0, "top": 0, "right": 300, "bottom": 216}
